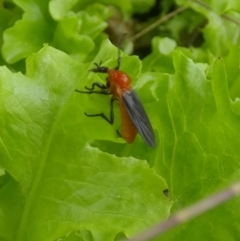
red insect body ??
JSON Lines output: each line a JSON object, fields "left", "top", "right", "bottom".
{"left": 107, "top": 69, "right": 138, "bottom": 143}
{"left": 108, "top": 69, "right": 132, "bottom": 93}
{"left": 76, "top": 53, "right": 156, "bottom": 147}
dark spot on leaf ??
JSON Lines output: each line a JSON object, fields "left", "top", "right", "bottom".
{"left": 163, "top": 189, "right": 170, "bottom": 199}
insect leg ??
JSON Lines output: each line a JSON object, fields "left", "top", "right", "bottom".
{"left": 115, "top": 48, "right": 122, "bottom": 70}
{"left": 75, "top": 89, "right": 111, "bottom": 95}
{"left": 75, "top": 81, "right": 109, "bottom": 94}
{"left": 84, "top": 97, "right": 116, "bottom": 124}
{"left": 116, "top": 130, "right": 122, "bottom": 137}
{"left": 85, "top": 82, "right": 108, "bottom": 91}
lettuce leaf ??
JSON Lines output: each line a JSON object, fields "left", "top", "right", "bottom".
{"left": 0, "top": 40, "right": 171, "bottom": 241}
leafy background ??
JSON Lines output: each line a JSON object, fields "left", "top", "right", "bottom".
{"left": 1, "top": 0, "right": 240, "bottom": 240}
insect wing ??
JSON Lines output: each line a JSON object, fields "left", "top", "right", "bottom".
{"left": 122, "top": 90, "right": 156, "bottom": 147}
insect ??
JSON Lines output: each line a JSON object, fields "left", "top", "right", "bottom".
{"left": 76, "top": 50, "right": 156, "bottom": 147}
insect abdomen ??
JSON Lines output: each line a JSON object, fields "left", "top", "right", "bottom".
{"left": 119, "top": 96, "right": 137, "bottom": 143}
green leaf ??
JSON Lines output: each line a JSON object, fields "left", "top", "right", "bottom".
{"left": 176, "top": 0, "right": 240, "bottom": 13}
{"left": 2, "top": 1, "right": 240, "bottom": 240}
{"left": 0, "top": 40, "right": 171, "bottom": 241}
{"left": 203, "top": 11, "right": 240, "bottom": 56}
{"left": 151, "top": 50, "right": 240, "bottom": 240}
{"left": 56, "top": 230, "right": 93, "bottom": 241}
{"left": 0, "top": 0, "right": 23, "bottom": 65}
{"left": 225, "top": 44, "right": 240, "bottom": 99}
{"left": 0, "top": 1, "right": 23, "bottom": 43}
{"left": 142, "top": 37, "right": 176, "bottom": 73}
{"left": 49, "top": 0, "right": 81, "bottom": 20}
{"left": 52, "top": 13, "right": 94, "bottom": 55}
{"left": 175, "top": 1, "right": 240, "bottom": 56}
{"left": 129, "top": 0, "right": 155, "bottom": 13}
{"left": 49, "top": 0, "right": 132, "bottom": 20}
{"left": 162, "top": 7, "right": 206, "bottom": 46}
{"left": 52, "top": 9, "right": 109, "bottom": 59}
{"left": 203, "top": 13, "right": 229, "bottom": 56}
{"left": 2, "top": 0, "right": 56, "bottom": 63}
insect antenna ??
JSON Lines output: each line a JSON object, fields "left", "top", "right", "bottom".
{"left": 115, "top": 48, "right": 122, "bottom": 70}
